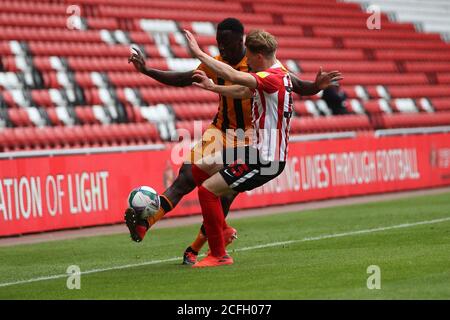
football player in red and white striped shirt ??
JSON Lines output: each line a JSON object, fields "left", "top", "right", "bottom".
{"left": 184, "top": 29, "right": 298, "bottom": 267}
{"left": 251, "top": 60, "right": 293, "bottom": 163}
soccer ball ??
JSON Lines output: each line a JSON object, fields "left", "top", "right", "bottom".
{"left": 127, "top": 186, "right": 160, "bottom": 219}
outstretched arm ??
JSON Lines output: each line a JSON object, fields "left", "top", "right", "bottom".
{"left": 192, "top": 70, "right": 253, "bottom": 99}
{"left": 184, "top": 30, "right": 257, "bottom": 89}
{"left": 290, "top": 68, "right": 343, "bottom": 96}
{"left": 128, "top": 47, "right": 194, "bottom": 87}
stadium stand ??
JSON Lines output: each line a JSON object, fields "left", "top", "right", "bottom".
{"left": 0, "top": 0, "right": 449, "bottom": 151}
{"left": 343, "top": 0, "right": 450, "bottom": 40}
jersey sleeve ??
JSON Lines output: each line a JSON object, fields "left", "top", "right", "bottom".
{"left": 250, "top": 71, "right": 280, "bottom": 94}
{"left": 196, "top": 56, "right": 221, "bottom": 84}
{"left": 196, "top": 62, "right": 215, "bottom": 79}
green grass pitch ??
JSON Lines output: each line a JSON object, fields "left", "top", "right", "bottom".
{"left": 0, "top": 192, "right": 449, "bottom": 299}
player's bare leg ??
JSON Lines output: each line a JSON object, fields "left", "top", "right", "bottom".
{"left": 149, "top": 163, "right": 196, "bottom": 226}
{"left": 125, "top": 160, "right": 239, "bottom": 258}
{"left": 124, "top": 163, "right": 195, "bottom": 242}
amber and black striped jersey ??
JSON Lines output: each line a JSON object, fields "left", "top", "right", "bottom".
{"left": 197, "top": 55, "right": 253, "bottom": 132}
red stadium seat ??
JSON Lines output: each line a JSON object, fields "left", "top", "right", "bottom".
{"left": 437, "top": 74, "right": 450, "bottom": 85}
{"left": 75, "top": 106, "right": 99, "bottom": 124}
{"left": 293, "top": 100, "right": 318, "bottom": 117}
{"left": 362, "top": 100, "right": 393, "bottom": 115}
{"left": 431, "top": 98, "right": 450, "bottom": 112}
{"left": 33, "top": 127, "right": 53, "bottom": 149}
{"left": 8, "top": 108, "right": 32, "bottom": 127}
{"left": 11, "top": 127, "right": 33, "bottom": 150}
{"left": 31, "top": 90, "right": 53, "bottom": 108}
{"left": 124, "top": 106, "right": 146, "bottom": 123}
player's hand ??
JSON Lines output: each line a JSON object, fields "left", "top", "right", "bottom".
{"left": 192, "top": 70, "right": 214, "bottom": 90}
{"left": 183, "top": 29, "right": 203, "bottom": 57}
{"left": 314, "top": 67, "right": 344, "bottom": 90}
{"left": 128, "top": 46, "right": 146, "bottom": 73}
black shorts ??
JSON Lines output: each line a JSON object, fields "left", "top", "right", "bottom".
{"left": 219, "top": 147, "right": 286, "bottom": 192}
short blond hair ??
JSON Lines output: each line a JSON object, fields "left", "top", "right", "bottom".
{"left": 245, "top": 29, "right": 277, "bottom": 58}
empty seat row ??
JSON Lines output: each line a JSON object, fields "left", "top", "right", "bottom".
{"left": 1, "top": 104, "right": 129, "bottom": 127}
{"left": 27, "top": 42, "right": 142, "bottom": 58}
{"left": 0, "top": 12, "right": 119, "bottom": 30}
{"left": 4, "top": 95, "right": 448, "bottom": 128}
{"left": 360, "top": 98, "right": 435, "bottom": 114}
{"left": 176, "top": 119, "right": 215, "bottom": 137}
{"left": 1, "top": 86, "right": 220, "bottom": 109}
{"left": 98, "top": 6, "right": 273, "bottom": 25}
{"left": 283, "top": 15, "right": 415, "bottom": 31}
{"left": 1, "top": 0, "right": 73, "bottom": 16}
{"left": 297, "top": 73, "right": 431, "bottom": 86}
{"left": 0, "top": 26, "right": 104, "bottom": 43}
{"left": 4, "top": 70, "right": 437, "bottom": 91}
{"left": 277, "top": 48, "right": 365, "bottom": 61}
{"left": 343, "top": 38, "right": 450, "bottom": 51}
{"left": 345, "top": 0, "right": 450, "bottom": 41}
{"left": 253, "top": 2, "right": 388, "bottom": 18}
{"left": 75, "top": 0, "right": 243, "bottom": 12}
{"left": 171, "top": 103, "right": 217, "bottom": 120}
{"left": 314, "top": 27, "right": 442, "bottom": 41}
{"left": 431, "top": 98, "right": 450, "bottom": 112}
{"left": 228, "top": 0, "right": 360, "bottom": 8}
{"left": 139, "top": 87, "right": 217, "bottom": 104}
{"left": 387, "top": 85, "right": 450, "bottom": 99}
{"left": 298, "top": 61, "right": 398, "bottom": 73}
{"left": 376, "top": 112, "right": 450, "bottom": 129}
{"left": 3, "top": 108, "right": 448, "bottom": 148}
{"left": 3, "top": 84, "right": 448, "bottom": 112}
{"left": 374, "top": 50, "right": 450, "bottom": 62}
{"left": 0, "top": 122, "right": 160, "bottom": 151}
{"left": 290, "top": 114, "right": 373, "bottom": 133}
{"left": 404, "top": 62, "right": 450, "bottom": 73}
{"left": 293, "top": 97, "right": 449, "bottom": 117}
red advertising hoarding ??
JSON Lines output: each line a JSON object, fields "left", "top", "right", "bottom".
{"left": 1, "top": 133, "right": 449, "bottom": 237}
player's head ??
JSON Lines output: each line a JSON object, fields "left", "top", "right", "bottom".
{"left": 216, "top": 18, "right": 245, "bottom": 65}
{"left": 244, "top": 29, "right": 277, "bottom": 72}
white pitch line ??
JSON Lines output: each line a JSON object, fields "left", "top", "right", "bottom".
{"left": 0, "top": 257, "right": 181, "bottom": 289}
{"left": 235, "top": 216, "right": 450, "bottom": 251}
{"left": 1, "top": 216, "right": 449, "bottom": 289}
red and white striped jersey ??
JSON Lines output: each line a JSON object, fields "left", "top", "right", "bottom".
{"left": 250, "top": 61, "right": 293, "bottom": 162}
